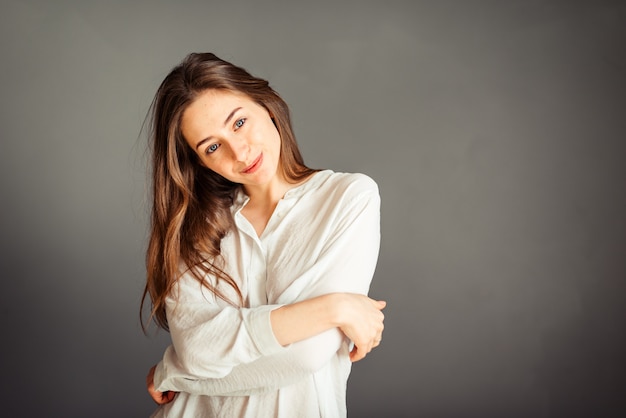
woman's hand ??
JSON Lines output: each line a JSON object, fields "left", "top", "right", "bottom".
{"left": 334, "top": 294, "right": 386, "bottom": 362}
{"left": 147, "top": 364, "right": 177, "bottom": 405}
{"left": 270, "top": 293, "right": 386, "bottom": 362}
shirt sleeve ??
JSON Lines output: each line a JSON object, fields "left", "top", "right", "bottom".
{"left": 154, "top": 327, "right": 345, "bottom": 395}
{"left": 154, "top": 175, "right": 381, "bottom": 394}
{"left": 157, "top": 274, "right": 289, "bottom": 379}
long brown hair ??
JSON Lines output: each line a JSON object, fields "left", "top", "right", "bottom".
{"left": 141, "top": 53, "right": 316, "bottom": 331}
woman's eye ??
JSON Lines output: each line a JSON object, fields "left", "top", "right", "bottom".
{"left": 234, "top": 118, "right": 246, "bottom": 129}
{"left": 206, "top": 143, "right": 220, "bottom": 154}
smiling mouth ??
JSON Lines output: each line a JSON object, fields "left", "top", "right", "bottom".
{"left": 242, "top": 153, "right": 263, "bottom": 174}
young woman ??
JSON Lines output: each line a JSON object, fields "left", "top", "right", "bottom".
{"left": 142, "top": 52, "right": 385, "bottom": 417}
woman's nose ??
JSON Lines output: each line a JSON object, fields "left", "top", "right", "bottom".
{"left": 230, "top": 138, "right": 250, "bottom": 161}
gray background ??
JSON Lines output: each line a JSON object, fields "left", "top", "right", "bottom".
{"left": 1, "top": 0, "right": 625, "bottom": 417}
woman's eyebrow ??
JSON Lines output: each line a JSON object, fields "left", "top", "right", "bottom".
{"left": 195, "top": 106, "right": 243, "bottom": 150}
{"left": 223, "top": 107, "right": 243, "bottom": 128}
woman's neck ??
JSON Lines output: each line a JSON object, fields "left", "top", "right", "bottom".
{"left": 243, "top": 174, "right": 291, "bottom": 207}
{"left": 241, "top": 174, "right": 291, "bottom": 236}
{"left": 241, "top": 171, "right": 315, "bottom": 236}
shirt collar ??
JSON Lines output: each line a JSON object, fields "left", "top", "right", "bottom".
{"left": 231, "top": 169, "right": 334, "bottom": 213}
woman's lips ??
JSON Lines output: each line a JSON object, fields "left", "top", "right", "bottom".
{"left": 242, "top": 153, "right": 263, "bottom": 174}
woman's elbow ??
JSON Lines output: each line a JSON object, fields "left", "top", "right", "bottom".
{"left": 290, "top": 329, "right": 345, "bottom": 373}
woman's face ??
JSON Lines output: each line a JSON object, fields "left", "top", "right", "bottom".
{"left": 181, "top": 89, "right": 283, "bottom": 190}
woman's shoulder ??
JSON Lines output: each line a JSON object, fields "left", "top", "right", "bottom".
{"left": 316, "top": 170, "right": 379, "bottom": 196}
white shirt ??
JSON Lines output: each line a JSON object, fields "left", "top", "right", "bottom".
{"left": 151, "top": 170, "right": 380, "bottom": 418}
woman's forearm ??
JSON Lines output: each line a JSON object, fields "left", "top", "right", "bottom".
{"left": 270, "top": 294, "right": 341, "bottom": 346}
{"left": 270, "top": 293, "right": 385, "bottom": 362}
{"left": 153, "top": 293, "right": 385, "bottom": 397}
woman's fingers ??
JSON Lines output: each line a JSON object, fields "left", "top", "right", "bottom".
{"left": 339, "top": 295, "right": 387, "bottom": 362}
{"left": 160, "top": 390, "right": 177, "bottom": 404}
{"left": 350, "top": 334, "right": 382, "bottom": 362}
{"left": 147, "top": 364, "right": 177, "bottom": 405}
{"left": 350, "top": 343, "right": 369, "bottom": 362}
{"left": 349, "top": 326, "right": 385, "bottom": 362}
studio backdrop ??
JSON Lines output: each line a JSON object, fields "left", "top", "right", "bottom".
{"left": 1, "top": 1, "right": 625, "bottom": 417}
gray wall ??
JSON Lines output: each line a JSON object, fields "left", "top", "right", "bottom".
{"left": 1, "top": 1, "right": 625, "bottom": 417}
